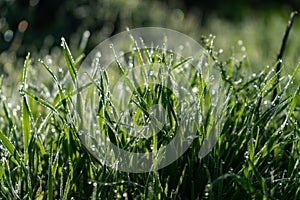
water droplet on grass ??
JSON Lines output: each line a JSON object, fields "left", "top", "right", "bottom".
{"left": 212, "top": 89, "right": 216, "bottom": 96}
{"left": 237, "top": 40, "right": 243, "bottom": 45}
{"left": 60, "top": 37, "right": 65, "bottom": 47}
{"left": 192, "top": 87, "right": 198, "bottom": 93}
{"left": 149, "top": 70, "right": 154, "bottom": 76}
{"left": 204, "top": 192, "right": 209, "bottom": 198}
{"left": 91, "top": 145, "right": 96, "bottom": 152}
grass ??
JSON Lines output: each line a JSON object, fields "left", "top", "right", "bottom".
{"left": 0, "top": 28, "right": 300, "bottom": 200}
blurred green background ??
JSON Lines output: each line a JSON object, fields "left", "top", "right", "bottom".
{"left": 1, "top": 0, "right": 300, "bottom": 82}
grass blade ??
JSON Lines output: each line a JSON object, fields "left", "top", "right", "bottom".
{"left": 61, "top": 37, "right": 77, "bottom": 84}
{"left": 0, "top": 131, "right": 21, "bottom": 166}
{"left": 47, "top": 146, "right": 53, "bottom": 200}
{"left": 20, "top": 53, "right": 32, "bottom": 164}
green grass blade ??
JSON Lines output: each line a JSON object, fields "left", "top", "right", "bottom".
{"left": 172, "top": 56, "right": 193, "bottom": 70}
{"left": 39, "top": 60, "right": 69, "bottom": 111}
{"left": 62, "top": 169, "right": 73, "bottom": 200}
{"left": 22, "top": 98, "right": 31, "bottom": 164}
{"left": 174, "top": 164, "right": 187, "bottom": 195}
{"left": 61, "top": 37, "right": 77, "bottom": 84}
{"left": 0, "top": 131, "right": 21, "bottom": 166}
{"left": 47, "top": 147, "right": 53, "bottom": 200}
{"left": 20, "top": 53, "right": 31, "bottom": 164}
{"left": 23, "top": 90, "right": 59, "bottom": 115}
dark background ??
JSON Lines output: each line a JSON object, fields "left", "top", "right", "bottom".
{"left": 0, "top": 0, "right": 299, "bottom": 55}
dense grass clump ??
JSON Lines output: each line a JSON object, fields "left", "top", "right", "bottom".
{"left": 0, "top": 33, "right": 299, "bottom": 200}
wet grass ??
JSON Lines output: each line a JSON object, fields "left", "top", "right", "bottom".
{"left": 0, "top": 32, "right": 299, "bottom": 200}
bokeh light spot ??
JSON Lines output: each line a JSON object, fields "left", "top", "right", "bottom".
{"left": 18, "top": 20, "right": 28, "bottom": 33}
{"left": 4, "top": 30, "right": 13, "bottom": 42}
{"left": 29, "top": 0, "right": 40, "bottom": 7}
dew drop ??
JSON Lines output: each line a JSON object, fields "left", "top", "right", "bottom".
{"left": 16, "top": 105, "right": 21, "bottom": 111}
{"left": 60, "top": 37, "right": 65, "bottom": 47}
{"left": 45, "top": 55, "right": 52, "bottom": 65}
{"left": 192, "top": 87, "right": 198, "bottom": 93}
{"left": 212, "top": 89, "right": 216, "bottom": 96}
{"left": 91, "top": 145, "right": 96, "bottom": 152}
{"left": 244, "top": 151, "right": 249, "bottom": 159}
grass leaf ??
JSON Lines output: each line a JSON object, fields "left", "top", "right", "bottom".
{"left": 0, "top": 131, "right": 21, "bottom": 166}
{"left": 61, "top": 37, "right": 77, "bottom": 84}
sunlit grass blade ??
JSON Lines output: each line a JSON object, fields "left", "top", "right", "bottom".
{"left": 20, "top": 53, "right": 32, "bottom": 164}
{"left": 287, "top": 86, "right": 300, "bottom": 119}
{"left": 39, "top": 60, "right": 68, "bottom": 109}
{"left": 61, "top": 37, "right": 77, "bottom": 84}
{"left": 172, "top": 56, "right": 193, "bottom": 70}
{"left": 23, "top": 90, "right": 59, "bottom": 115}
{"left": 22, "top": 98, "right": 31, "bottom": 164}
